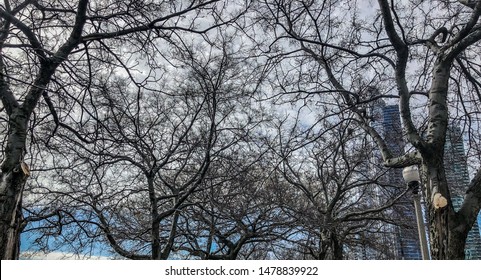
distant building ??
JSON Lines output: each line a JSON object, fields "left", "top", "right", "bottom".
{"left": 478, "top": 214, "right": 481, "bottom": 238}
{"left": 381, "top": 104, "right": 422, "bottom": 260}
{"left": 364, "top": 89, "right": 422, "bottom": 260}
{"left": 361, "top": 89, "right": 480, "bottom": 259}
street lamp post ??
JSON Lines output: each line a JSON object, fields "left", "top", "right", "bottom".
{"left": 402, "top": 166, "right": 430, "bottom": 260}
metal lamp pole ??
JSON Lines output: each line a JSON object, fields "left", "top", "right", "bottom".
{"left": 403, "top": 166, "right": 430, "bottom": 260}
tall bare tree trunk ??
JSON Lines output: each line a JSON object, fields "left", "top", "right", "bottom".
{"left": 428, "top": 190, "right": 468, "bottom": 259}
{"left": 423, "top": 160, "right": 470, "bottom": 259}
{"left": 0, "top": 109, "right": 29, "bottom": 259}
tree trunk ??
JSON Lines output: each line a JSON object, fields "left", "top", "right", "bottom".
{"left": 417, "top": 55, "right": 473, "bottom": 259}
{"left": 318, "top": 229, "right": 343, "bottom": 260}
{"left": 423, "top": 161, "right": 469, "bottom": 259}
{"left": 147, "top": 176, "right": 161, "bottom": 259}
{"left": 428, "top": 200, "right": 468, "bottom": 259}
{"left": 332, "top": 235, "right": 343, "bottom": 260}
{"left": 0, "top": 109, "right": 29, "bottom": 260}
{"left": 160, "top": 210, "right": 180, "bottom": 260}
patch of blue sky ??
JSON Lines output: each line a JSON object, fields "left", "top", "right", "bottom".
{"left": 19, "top": 210, "right": 115, "bottom": 260}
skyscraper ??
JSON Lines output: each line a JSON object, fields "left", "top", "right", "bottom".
{"left": 365, "top": 89, "right": 422, "bottom": 259}
{"left": 478, "top": 214, "right": 481, "bottom": 238}
{"left": 364, "top": 89, "right": 480, "bottom": 259}
{"left": 381, "top": 105, "right": 422, "bottom": 260}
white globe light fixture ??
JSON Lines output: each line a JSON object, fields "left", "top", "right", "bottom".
{"left": 402, "top": 165, "right": 420, "bottom": 192}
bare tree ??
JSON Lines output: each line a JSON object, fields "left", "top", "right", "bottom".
{"left": 259, "top": 0, "right": 481, "bottom": 259}
{"left": 19, "top": 69, "right": 219, "bottom": 259}
{"left": 176, "top": 141, "right": 292, "bottom": 260}
{"left": 18, "top": 31, "right": 269, "bottom": 259}
{"left": 266, "top": 113, "right": 408, "bottom": 259}
{"left": 0, "top": 0, "right": 252, "bottom": 259}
